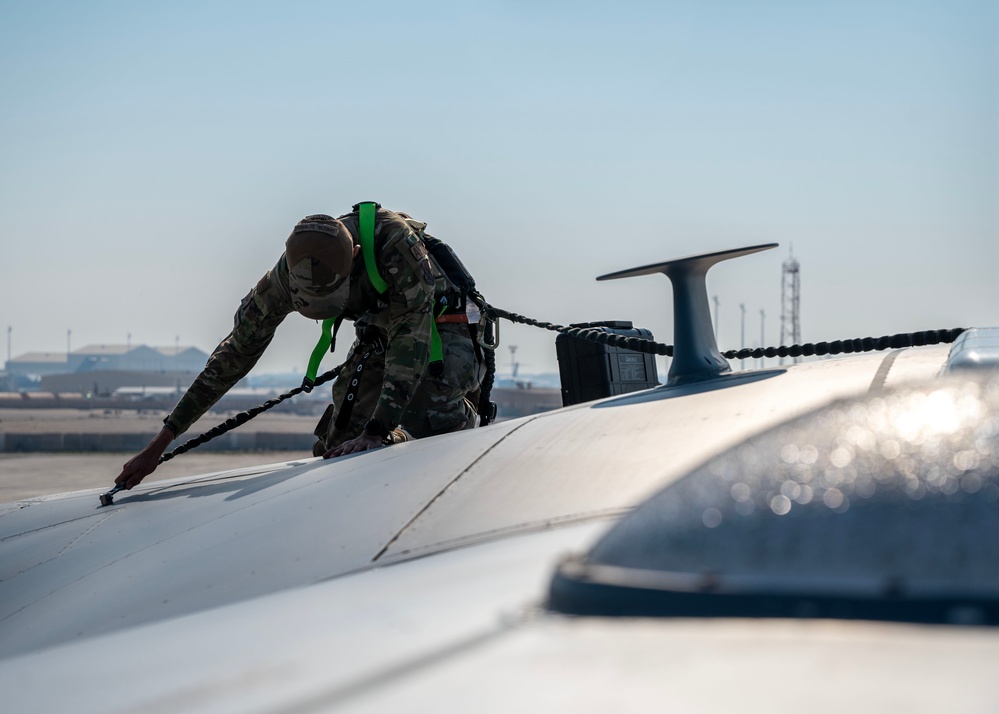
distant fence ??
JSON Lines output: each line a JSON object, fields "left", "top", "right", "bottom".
{"left": 0, "top": 432, "right": 315, "bottom": 453}
{"left": 0, "top": 386, "right": 564, "bottom": 453}
{"left": 0, "top": 392, "right": 327, "bottom": 415}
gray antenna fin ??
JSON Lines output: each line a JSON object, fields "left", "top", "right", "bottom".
{"left": 598, "top": 243, "right": 777, "bottom": 386}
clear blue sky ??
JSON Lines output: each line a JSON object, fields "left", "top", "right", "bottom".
{"left": 2, "top": 0, "right": 996, "bottom": 379}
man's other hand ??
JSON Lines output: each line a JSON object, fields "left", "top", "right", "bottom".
{"left": 324, "top": 432, "right": 384, "bottom": 459}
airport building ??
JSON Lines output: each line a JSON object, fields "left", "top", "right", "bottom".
{"left": 3, "top": 351, "right": 70, "bottom": 377}
{"left": 6, "top": 344, "right": 208, "bottom": 376}
{"left": 5, "top": 344, "right": 209, "bottom": 394}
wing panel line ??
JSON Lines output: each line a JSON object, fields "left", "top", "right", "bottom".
{"left": 370, "top": 415, "right": 544, "bottom": 562}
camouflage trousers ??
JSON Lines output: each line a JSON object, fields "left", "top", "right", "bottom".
{"left": 314, "top": 322, "right": 481, "bottom": 452}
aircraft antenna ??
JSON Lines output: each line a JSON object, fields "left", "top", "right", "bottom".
{"left": 713, "top": 295, "right": 720, "bottom": 339}
{"left": 598, "top": 244, "right": 777, "bottom": 386}
{"left": 779, "top": 247, "right": 802, "bottom": 364}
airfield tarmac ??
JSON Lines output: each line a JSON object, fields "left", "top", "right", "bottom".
{"left": 0, "top": 392, "right": 557, "bottom": 502}
{"left": 0, "top": 408, "right": 316, "bottom": 502}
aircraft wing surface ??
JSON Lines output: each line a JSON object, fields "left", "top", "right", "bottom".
{"left": 0, "top": 344, "right": 966, "bottom": 712}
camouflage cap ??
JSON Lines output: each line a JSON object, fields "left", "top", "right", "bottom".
{"left": 285, "top": 214, "right": 355, "bottom": 319}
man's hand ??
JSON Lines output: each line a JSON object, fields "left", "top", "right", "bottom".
{"left": 323, "top": 431, "right": 385, "bottom": 459}
{"left": 115, "top": 427, "right": 174, "bottom": 489}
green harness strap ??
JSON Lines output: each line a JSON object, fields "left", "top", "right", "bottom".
{"left": 358, "top": 202, "right": 444, "bottom": 372}
{"left": 303, "top": 202, "right": 444, "bottom": 387}
{"left": 358, "top": 202, "right": 389, "bottom": 293}
{"left": 430, "top": 299, "right": 446, "bottom": 368}
{"left": 303, "top": 317, "right": 336, "bottom": 388}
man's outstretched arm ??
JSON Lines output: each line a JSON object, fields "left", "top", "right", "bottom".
{"left": 115, "top": 262, "right": 293, "bottom": 485}
{"left": 115, "top": 426, "right": 176, "bottom": 489}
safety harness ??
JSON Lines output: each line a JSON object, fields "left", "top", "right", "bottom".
{"left": 302, "top": 201, "right": 447, "bottom": 389}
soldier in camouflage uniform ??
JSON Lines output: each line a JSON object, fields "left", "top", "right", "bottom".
{"left": 116, "top": 204, "right": 482, "bottom": 489}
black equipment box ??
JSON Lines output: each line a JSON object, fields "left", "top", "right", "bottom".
{"left": 556, "top": 321, "right": 660, "bottom": 406}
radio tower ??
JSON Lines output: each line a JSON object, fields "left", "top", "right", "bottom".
{"left": 779, "top": 247, "right": 801, "bottom": 364}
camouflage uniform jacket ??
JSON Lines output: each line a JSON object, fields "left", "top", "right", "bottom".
{"left": 164, "top": 207, "right": 449, "bottom": 436}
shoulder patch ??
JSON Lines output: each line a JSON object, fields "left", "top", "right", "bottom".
{"left": 396, "top": 234, "right": 436, "bottom": 285}
{"left": 255, "top": 272, "right": 271, "bottom": 294}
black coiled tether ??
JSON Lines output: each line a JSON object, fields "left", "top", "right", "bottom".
{"left": 96, "top": 362, "right": 348, "bottom": 507}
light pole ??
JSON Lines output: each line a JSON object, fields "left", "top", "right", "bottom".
{"left": 759, "top": 309, "right": 766, "bottom": 369}
{"left": 739, "top": 304, "right": 746, "bottom": 370}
